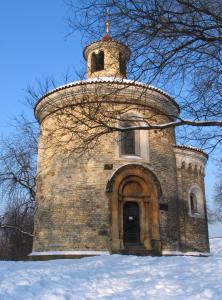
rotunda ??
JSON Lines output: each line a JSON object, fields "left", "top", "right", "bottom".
{"left": 31, "top": 30, "right": 209, "bottom": 257}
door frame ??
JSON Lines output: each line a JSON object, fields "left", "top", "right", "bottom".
{"left": 123, "top": 201, "right": 140, "bottom": 245}
{"left": 106, "top": 164, "right": 162, "bottom": 253}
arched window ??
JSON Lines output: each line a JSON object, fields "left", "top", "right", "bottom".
{"left": 91, "top": 51, "right": 104, "bottom": 72}
{"left": 190, "top": 193, "right": 198, "bottom": 214}
{"left": 120, "top": 121, "right": 140, "bottom": 156}
{"left": 188, "top": 186, "right": 204, "bottom": 217}
{"left": 91, "top": 53, "right": 97, "bottom": 72}
{"left": 119, "top": 52, "right": 127, "bottom": 77}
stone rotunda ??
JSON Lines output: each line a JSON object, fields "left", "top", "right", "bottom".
{"left": 31, "top": 31, "right": 209, "bottom": 257}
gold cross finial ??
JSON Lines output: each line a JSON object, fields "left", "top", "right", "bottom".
{"left": 105, "top": 9, "right": 110, "bottom": 34}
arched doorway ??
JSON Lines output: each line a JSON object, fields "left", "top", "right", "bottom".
{"left": 106, "top": 164, "right": 162, "bottom": 255}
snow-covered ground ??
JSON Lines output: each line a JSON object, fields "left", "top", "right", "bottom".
{"left": 0, "top": 239, "right": 222, "bottom": 300}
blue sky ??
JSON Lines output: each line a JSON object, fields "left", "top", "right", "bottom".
{"left": 0, "top": 1, "right": 83, "bottom": 129}
{"left": 0, "top": 1, "right": 220, "bottom": 236}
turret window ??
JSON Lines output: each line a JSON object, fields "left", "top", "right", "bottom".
{"left": 119, "top": 53, "right": 127, "bottom": 77}
{"left": 91, "top": 51, "right": 104, "bottom": 72}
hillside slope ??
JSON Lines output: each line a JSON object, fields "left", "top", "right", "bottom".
{"left": 0, "top": 239, "right": 221, "bottom": 300}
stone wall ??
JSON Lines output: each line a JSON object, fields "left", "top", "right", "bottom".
{"left": 33, "top": 82, "right": 209, "bottom": 254}
{"left": 174, "top": 147, "right": 209, "bottom": 252}
{"left": 149, "top": 128, "right": 180, "bottom": 250}
{"left": 84, "top": 40, "right": 130, "bottom": 79}
{"left": 33, "top": 91, "right": 181, "bottom": 253}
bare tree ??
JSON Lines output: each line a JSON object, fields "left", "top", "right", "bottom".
{"left": 31, "top": 76, "right": 222, "bottom": 157}
{"left": 0, "top": 115, "right": 38, "bottom": 205}
{"left": 0, "top": 115, "right": 38, "bottom": 258}
{"left": 0, "top": 200, "right": 34, "bottom": 259}
{"left": 64, "top": 0, "right": 222, "bottom": 152}
{"left": 214, "top": 184, "right": 222, "bottom": 221}
{"left": 211, "top": 160, "right": 222, "bottom": 222}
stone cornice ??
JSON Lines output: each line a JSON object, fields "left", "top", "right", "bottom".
{"left": 173, "top": 145, "right": 207, "bottom": 175}
{"left": 35, "top": 79, "right": 180, "bottom": 123}
{"left": 174, "top": 145, "right": 208, "bottom": 158}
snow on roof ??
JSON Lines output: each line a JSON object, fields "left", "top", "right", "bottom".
{"left": 52, "top": 77, "right": 172, "bottom": 98}
{"left": 35, "top": 76, "right": 179, "bottom": 112}
{"left": 174, "top": 144, "right": 208, "bottom": 158}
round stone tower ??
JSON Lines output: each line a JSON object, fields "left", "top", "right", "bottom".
{"left": 32, "top": 31, "right": 209, "bottom": 258}
{"left": 84, "top": 34, "right": 130, "bottom": 79}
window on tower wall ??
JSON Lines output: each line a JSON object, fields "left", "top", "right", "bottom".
{"left": 91, "top": 51, "right": 104, "bottom": 72}
{"left": 119, "top": 52, "right": 127, "bottom": 77}
{"left": 120, "top": 121, "right": 140, "bottom": 156}
{"left": 190, "top": 193, "right": 198, "bottom": 214}
{"left": 188, "top": 186, "right": 204, "bottom": 217}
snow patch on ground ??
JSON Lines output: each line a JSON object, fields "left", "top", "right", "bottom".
{"left": 0, "top": 239, "right": 222, "bottom": 300}
{"left": 30, "top": 250, "right": 109, "bottom": 256}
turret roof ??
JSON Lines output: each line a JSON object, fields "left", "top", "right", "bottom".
{"left": 83, "top": 35, "right": 131, "bottom": 60}
{"left": 174, "top": 145, "right": 208, "bottom": 158}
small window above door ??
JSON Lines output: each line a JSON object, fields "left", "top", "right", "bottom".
{"left": 120, "top": 121, "right": 140, "bottom": 156}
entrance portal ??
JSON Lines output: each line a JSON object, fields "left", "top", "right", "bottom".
{"left": 107, "top": 164, "right": 162, "bottom": 254}
{"left": 123, "top": 202, "right": 140, "bottom": 245}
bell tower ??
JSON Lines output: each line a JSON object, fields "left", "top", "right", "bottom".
{"left": 83, "top": 21, "right": 130, "bottom": 79}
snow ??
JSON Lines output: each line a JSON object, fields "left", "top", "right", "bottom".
{"left": 45, "top": 76, "right": 173, "bottom": 100}
{"left": 30, "top": 250, "right": 109, "bottom": 256}
{"left": 161, "top": 250, "right": 210, "bottom": 256}
{"left": 0, "top": 239, "right": 222, "bottom": 300}
{"left": 30, "top": 249, "right": 210, "bottom": 257}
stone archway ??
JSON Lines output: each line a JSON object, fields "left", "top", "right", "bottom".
{"left": 106, "top": 164, "right": 162, "bottom": 255}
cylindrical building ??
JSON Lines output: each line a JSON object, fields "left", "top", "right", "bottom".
{"left": 31, "top": 33, "right": 209, "bottom": 257}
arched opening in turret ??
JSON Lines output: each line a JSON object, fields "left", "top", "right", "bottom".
{"left": 119, "top": 52, "right": 127, "bottom": 77}
{"left": 91, "top": 51, "right": 104, "bottom": 72}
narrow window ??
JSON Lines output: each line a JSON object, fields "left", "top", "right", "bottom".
{"left": 120, "top": 121, "right": 140, "bottom": 155}
{"left": 91, "top": 51, "right": 104, "bottom": 72}
{"left": 121, "top": 129, "right": 135, "bottom": 155}
{"left": 91, "top": 53, "right": 97, "bottom": 73}
{"left": 159, "top": 203, "right": 168, "bottom": 211}
{"left": 119, "top": 52, "right": 127, "bottom": 77}
{"left": 97, "top": 51, "right": 104, "bottom": 71}
{"left": 190, "top": 193, "right": 198, "bottom": 214}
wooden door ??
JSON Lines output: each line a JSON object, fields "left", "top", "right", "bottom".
{"left": 123, "top": 202, "right": 140, "bottom": 245}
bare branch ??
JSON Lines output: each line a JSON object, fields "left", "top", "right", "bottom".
{"left": 0, "top": 224, "right": 33, "bottom": 237}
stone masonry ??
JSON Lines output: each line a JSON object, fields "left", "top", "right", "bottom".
{"left": 32, "top": 32, "right": 209, "bottom": 257}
